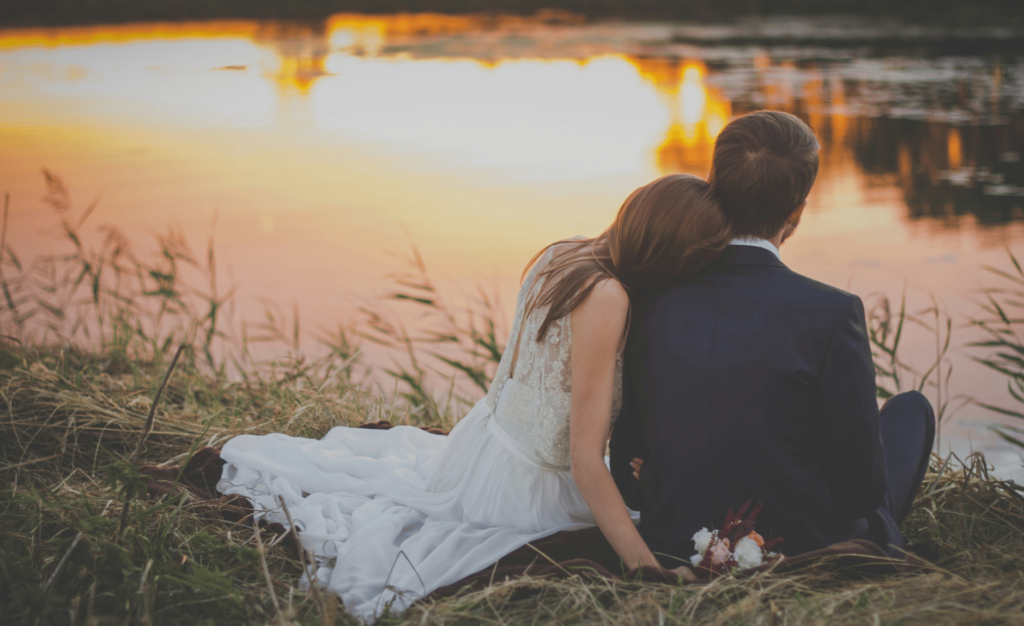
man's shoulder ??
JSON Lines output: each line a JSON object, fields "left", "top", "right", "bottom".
{"left": 778, "top": 267, "right": 861, "bottom": 310}
{"left": 660, "top": 261, "right": 861, "bottom": 309}
{"left": 641, "top": 263, "right": 863, "bottom": 338}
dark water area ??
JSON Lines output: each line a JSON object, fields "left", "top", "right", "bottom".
{"left": 851, "top": 118, "right": 1024, "bottom": 225}
{"left": 641, "top": 23, "right": 1024, "bottom": 230}
{"left": 2, "top": 0, "right": 1023, "bottom": 27}
{"left": 2, "top": 14, "right": 1024, "bottom": 478}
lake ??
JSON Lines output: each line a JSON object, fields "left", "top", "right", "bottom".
{"left": 2, "top": 13, "right": 1023, "bottom": 477}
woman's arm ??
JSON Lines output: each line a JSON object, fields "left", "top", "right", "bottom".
{"left": 569, "top": 278, "right": 660, "bottom": 570}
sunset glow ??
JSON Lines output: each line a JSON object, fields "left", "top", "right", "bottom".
{"left": 1, "top": 16, "right": 1022, "bottom": 449}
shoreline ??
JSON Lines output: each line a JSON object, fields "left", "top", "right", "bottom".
{"left": 3, "top": 11, "right": 1023, "bottom": 58}
{"left": 2, "top": 1, "right": 1021, "bottom": 30}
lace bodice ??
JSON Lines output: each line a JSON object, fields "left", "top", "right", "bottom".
{"left": 483, "top": 240, "right": 624, "bottom": 469}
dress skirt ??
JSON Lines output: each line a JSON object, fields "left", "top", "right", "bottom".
{"left": 218, "top": 379, "right": 604, "bottom": 620}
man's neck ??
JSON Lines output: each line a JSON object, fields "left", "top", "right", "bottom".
{"left": 729, "top": 236, "right": 781, "bottom": 261}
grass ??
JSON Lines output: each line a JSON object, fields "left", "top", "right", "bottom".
{"left": 4, "top": 342, "right": 1024, "bottom": 625}
{"left": 2, "top": 173, "right": 1024, "bottom": 624}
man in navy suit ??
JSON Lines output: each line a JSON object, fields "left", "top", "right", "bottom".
{"left": 610, "top": 111, "right": 935, "bottom": 564}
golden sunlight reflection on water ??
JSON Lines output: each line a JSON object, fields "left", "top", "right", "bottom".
{"left": 1, "top": 16, "right": 1023, "bottom": 471}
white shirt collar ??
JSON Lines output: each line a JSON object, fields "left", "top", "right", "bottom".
{"left": 729, "top": 236, "right": 781, "bottom": 261}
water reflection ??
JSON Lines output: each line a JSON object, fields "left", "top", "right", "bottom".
{"left": 629, "top": 58, "right": 731, "bottom": 175}
{"left": 849, "top": 117, "right": 1024, "bottom": 226}
{"left": 6, "top": 16, "right": 1019, "bottom": 228}
{"left": 2, "top": 16, "right": 1024, "bottom": 470}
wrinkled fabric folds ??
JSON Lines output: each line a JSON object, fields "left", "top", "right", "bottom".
{"left": 218, "top": 383, "right": 603, "bottom": 620}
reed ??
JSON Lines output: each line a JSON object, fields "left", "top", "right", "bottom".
{"left": 969, "top": 250, "right": 1024, "bottom": 451}
{"left": 2, "top": 174, "right": 1023, "bottom": 625}
{"left": 866, "top": 290, "right": 967, "bottom": 452}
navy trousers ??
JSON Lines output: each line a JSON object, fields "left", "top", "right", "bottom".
{"left": 861, "top": 390, "right": 936, "bottom": 554}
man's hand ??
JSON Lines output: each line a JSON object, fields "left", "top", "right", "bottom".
{"left": 630, "top": 457, "right": 644, "bottom": 480}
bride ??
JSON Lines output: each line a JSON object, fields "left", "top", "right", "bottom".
{"left": 217, "top": 174, "right": 734, "bottom": 619}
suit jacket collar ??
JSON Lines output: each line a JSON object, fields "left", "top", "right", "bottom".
{"left": 720, "top": 244, "right": 788, "bottom": 269}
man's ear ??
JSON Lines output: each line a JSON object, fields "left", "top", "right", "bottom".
{"left": 778, "top": 201, "right": 807, "bottom": 246}
{"left": 788, "top": 201, "right": 807, "bottom": 227}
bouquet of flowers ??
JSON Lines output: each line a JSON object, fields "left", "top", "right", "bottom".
{"left": 689, "top": 501, "right": 783, "bottom": 578}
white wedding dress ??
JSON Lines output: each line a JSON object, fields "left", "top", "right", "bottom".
{"left": 217, "top": 242, "right": 629, "bottom": 620}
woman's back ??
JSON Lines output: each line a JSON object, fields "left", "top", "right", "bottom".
{"left": 481, "top": 241, "right": 623, "bottom": 469}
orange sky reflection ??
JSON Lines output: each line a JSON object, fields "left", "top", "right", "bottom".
{"left": 1, "top": 17, "right": 1023, "bottom": 455}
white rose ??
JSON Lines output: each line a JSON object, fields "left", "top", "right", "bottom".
{"left": 690, "top": 553, "right": 704, "bottom": 567}
{"left": 733, "top": 536, "right": 764, "bottom": 569}
{"left": 692, "top": 528, "right": 714, "bottom": 556}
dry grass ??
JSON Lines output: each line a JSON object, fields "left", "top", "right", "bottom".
{"left": 2, "top": 344, "right": 1023, "bottom": 626}
{"left": 0, "top": 343, "right": 419, "bottom": 625}
{"left": 403, "top": 452, "right": 1024, "bottom": 626}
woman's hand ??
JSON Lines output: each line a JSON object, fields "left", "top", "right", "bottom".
{"left": 630, "top": 457, "right": 644, "bottom": 480}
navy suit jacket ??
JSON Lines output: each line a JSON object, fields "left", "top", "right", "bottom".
{"left": 610, "top": 245, "right": 887, "bottom": 561}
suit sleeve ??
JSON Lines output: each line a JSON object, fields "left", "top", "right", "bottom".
{"left": 609, "top": 399, "right": 646, "bottom": 511}
{"left": 610, "top": 318, "right": 653, "bottom": 512}
{"left": 818, "top": 295, "right": 887, "bottom": 518}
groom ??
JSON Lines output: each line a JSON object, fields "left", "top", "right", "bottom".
{"left": 610, "top": 111, "right": 936, "bottom": 562}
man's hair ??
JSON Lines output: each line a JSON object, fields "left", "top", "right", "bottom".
{"left": 708, "top": 111, "right": 820, "bottom": 239}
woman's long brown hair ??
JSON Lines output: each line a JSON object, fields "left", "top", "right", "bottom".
{"left": 523, "top": 174, "right": 733, "bottom": 342}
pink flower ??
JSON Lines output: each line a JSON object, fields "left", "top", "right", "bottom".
{"left": 709, "top": 538, "right": 731, "bottom": 566}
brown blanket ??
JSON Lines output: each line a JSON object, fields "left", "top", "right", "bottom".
{"left": 139, "top": 441, "right": 922, "bottom": 600}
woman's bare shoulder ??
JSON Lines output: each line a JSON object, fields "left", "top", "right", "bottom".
{"left": 591, "top": 277, "right": 628, "bottom": 300}
{"left": 581, "top": 277, "right": 629, "bottom": 313}
{"left": 571, "top": 277, "right": 628, "bottom": 350}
